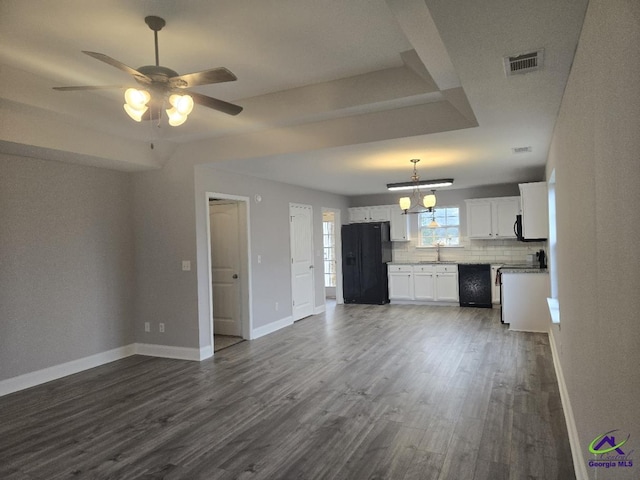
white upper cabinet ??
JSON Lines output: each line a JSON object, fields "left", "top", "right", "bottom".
{"left": 467, "top": 201, "right": 493, "bottom": 238}
{"left": 389, "top": 206, "right": 410, "bottom": 241}
{"left": 369, "top": 206, "right": 392, "bottom": 222}
{"left": 349, "top": 205, "right": 409, "bottom": 241}
{"left": 348, "top": 205, "right": 391, "bottom": 223}
{"left": 466, "top": 197, "right": 519, "bottom": 239}
{"left": 348, "top": 207, "right": 372, "bottom": 223}
{"left": 494, "top": 198, "right": 519, "bottom": 237}
{"left": 519, "top": 182, "right": 549, "bottom": 239}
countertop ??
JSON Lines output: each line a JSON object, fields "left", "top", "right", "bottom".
{"left": 388, "top": 261, "right": 501, "bottom": 266}
{"left": 387, "top": 262, "right": 548, "bottom": 273}
{"left": 499, "top": 266, "right": 548, "bottom": 274}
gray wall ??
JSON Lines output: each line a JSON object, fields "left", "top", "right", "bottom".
{"left": 194, "top": 166, "right": 349, "bottom": 344}
{"left": 0, "top": 154, "right": 135, "bottom": 381}
{"left": 132, "top": 161, "right": 200, "bottom": 349}
{"left": 546, "top": 1, "right": 640, "bottom": 477}
{"left": 132, "top": 156, "right": 348, "bottom": 351}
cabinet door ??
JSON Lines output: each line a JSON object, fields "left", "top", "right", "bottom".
{"left": 389, "top": 206, "right": 410, "bottom": 241}
{"left": 413, "top": 270, "right": 435, "bottom": 300}
{"left": 467, "top": 201, "right": 493, "bottom": 238}
{"left": 348, "top": 207, "right": 370, "bottom": 223}
{"left": 369, "top": 205, "right": 391, "bottom": 222}
{"left": 493, "top": 198, "right": 519, "bottom": 238}
{"left": 435, "top": 273, "right": 459, "bottom": 301}
{"left": 388, "top": 272, "right": 413, "bottom": 299}
{"left": 519, "top": 182, "right": 549, "bottom": 239}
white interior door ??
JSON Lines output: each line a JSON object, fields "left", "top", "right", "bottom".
{"left": 290, "top": 203, "right": 315, "bottom": 320}
{"left": 210, "top": 201, "right": 242, "bottom": 336}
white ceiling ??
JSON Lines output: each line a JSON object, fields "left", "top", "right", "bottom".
{"left": 0, "top": 0, "right": 589, "bottom": 195}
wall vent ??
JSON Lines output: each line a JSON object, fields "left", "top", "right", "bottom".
{"left": 504, "top": 49, "right": 544, "bottom": 76}
{"left": 512, "top": 146, "right": 532, "bottom": 154}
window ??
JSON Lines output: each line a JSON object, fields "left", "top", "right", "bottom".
{"left": 322, "top": 218, "right": 336, "bottom": 287}
{"left": 418, "top": 206, "right": 460, "bottom": 246}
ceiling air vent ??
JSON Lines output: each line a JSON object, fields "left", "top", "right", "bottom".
{"left": 512, "top": 146, "right": 532, "bottom": 154}
{"left": 504, "top": 49, "right": 544, "bottom": 76}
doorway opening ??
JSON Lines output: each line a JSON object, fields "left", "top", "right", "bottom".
{"left": 322, "top": 208, "right": 343, "bottom": 304}
{"left": 208, "top": 194, "right": 251, "bottom": 352}
{"left": 322, "top": 211, "right": 337, "bottom": 299}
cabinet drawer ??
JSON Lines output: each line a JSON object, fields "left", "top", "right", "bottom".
{"left": 413, "top": 265, "right": 434, "bottom": 273}
{"left": 435, "top": 265, "right": 458, "bottom": 273}
{"left": 388, "top": 265, "right": 412, "bottom": 273}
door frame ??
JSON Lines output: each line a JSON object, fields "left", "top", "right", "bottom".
{"left": 205, "top": 192, "right": 252, "bottom": 350}
{"left": 321, "top": 207, "right": 344, "bottom": 304}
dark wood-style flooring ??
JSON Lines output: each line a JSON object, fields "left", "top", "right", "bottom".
{"left": 0, "top": 304, "right": 574, "bottom": 479}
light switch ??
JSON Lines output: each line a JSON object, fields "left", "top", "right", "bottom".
{"left": 182, "top": 260, "right": 191, "bottom": 271}
{"left": 258, "top": 255, "right": 262, "bottom": 264}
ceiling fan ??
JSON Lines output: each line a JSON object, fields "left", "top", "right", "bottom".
{"left": 53, "top": 15, "right": 243, "bottom": 125}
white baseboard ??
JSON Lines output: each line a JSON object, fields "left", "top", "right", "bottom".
{"left": 250, "top": 315, "right": 293, "bottom": 340}
{"left": 0, "top": 344, "right": 136, "bottom": 397}
{"left": 0, "top": 342, "right": 214, "bottom": 397}
{"left": 134, "top": 343, "right": 203, "bottom": 361}
{"left": 548, "top": 327, "right": 587, "bottom": 480}
{"left": 199, "top": 344, "right": 214, "bottom": 360}
{"left": 314, "top": 304, "right": 326, "bottom": 315}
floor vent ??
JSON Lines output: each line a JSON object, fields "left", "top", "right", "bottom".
{"left": 504, "top": 49, "right": 543, "bottom": 76}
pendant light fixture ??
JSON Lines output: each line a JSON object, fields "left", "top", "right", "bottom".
{"left": 387, "top": 159, "right": 453, "bottom": 216}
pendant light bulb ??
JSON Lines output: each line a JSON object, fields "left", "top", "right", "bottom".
{"left": 423, "top": 193, "right": 436, "bottom": 209}
{"left": 399, "top": 197, "right": 411, "bottom": 211}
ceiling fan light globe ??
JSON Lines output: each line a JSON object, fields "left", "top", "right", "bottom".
{"left": 124, "top": 88, "right": 150, "bottom": 109}
{"left": 167, "top": 109, "right": 188, "bottom": 126}
{"left": 123, "top": 103, "right": 148, "bottom": 122}
{"left": 169, "top": 94, "right": 194, "bottom": 115}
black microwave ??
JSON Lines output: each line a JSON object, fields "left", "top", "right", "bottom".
{"left": 514, "top": 214, "right": 547, "bottom": 242}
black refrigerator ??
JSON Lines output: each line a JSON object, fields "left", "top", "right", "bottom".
{"left": 342, "top": 222, "right": 392, "bottom": 304}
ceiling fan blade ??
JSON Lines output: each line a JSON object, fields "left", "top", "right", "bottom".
{"left": 168, "top": 67, "right": 237, "bottom": 88}
{"left": 82, "top": 51, "right": 152, "bottom": 84}
{"left": 189, "top": 91, "right": 243, "bottom": 116}
{"left": 53, "top": 85, "right": 125, "bottom": 91}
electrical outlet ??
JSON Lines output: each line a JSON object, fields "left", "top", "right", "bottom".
{"left": 144, "top": 322, "right": 150, "bottom": 333}
{"left": 182, "top": 260, "right": 191, "bottom": 271}
{"left": 275, "top": 302, "right": 279, "bottom": 311}
{"left": 258, "top": 254, "right": 262, "bottom": 264}
{"left": 159, "top": 323, "right": 165, "bottom": 333}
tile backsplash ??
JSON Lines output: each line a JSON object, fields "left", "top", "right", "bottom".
{"left": 391, "top": 236, "right": 546, "bottom": 264}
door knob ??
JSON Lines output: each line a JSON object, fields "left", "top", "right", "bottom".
{"left": 232, "top": 274, "right": 238, "bottom": 279}
{"left": 309, "top": 265, "right": 314, "bottom": 269}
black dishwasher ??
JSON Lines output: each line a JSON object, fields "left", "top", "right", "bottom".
{"left": 458, "top": 264, "right": 492, "bottom": 308}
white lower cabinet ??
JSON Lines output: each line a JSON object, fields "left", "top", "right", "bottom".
{"left": 388, "top": 265, "right": 413, "bottom": 300}
{"left": 502, "top": 272, "right": 550, "bottom": 332}
{"left": 388, "top": 264, "right": 458, "bottom": 302}
{"left": 434, "top": 265, "right": 459, "bottom": 301}
{"left": 413, "top": 265, "right": 435, "bottom": 300}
